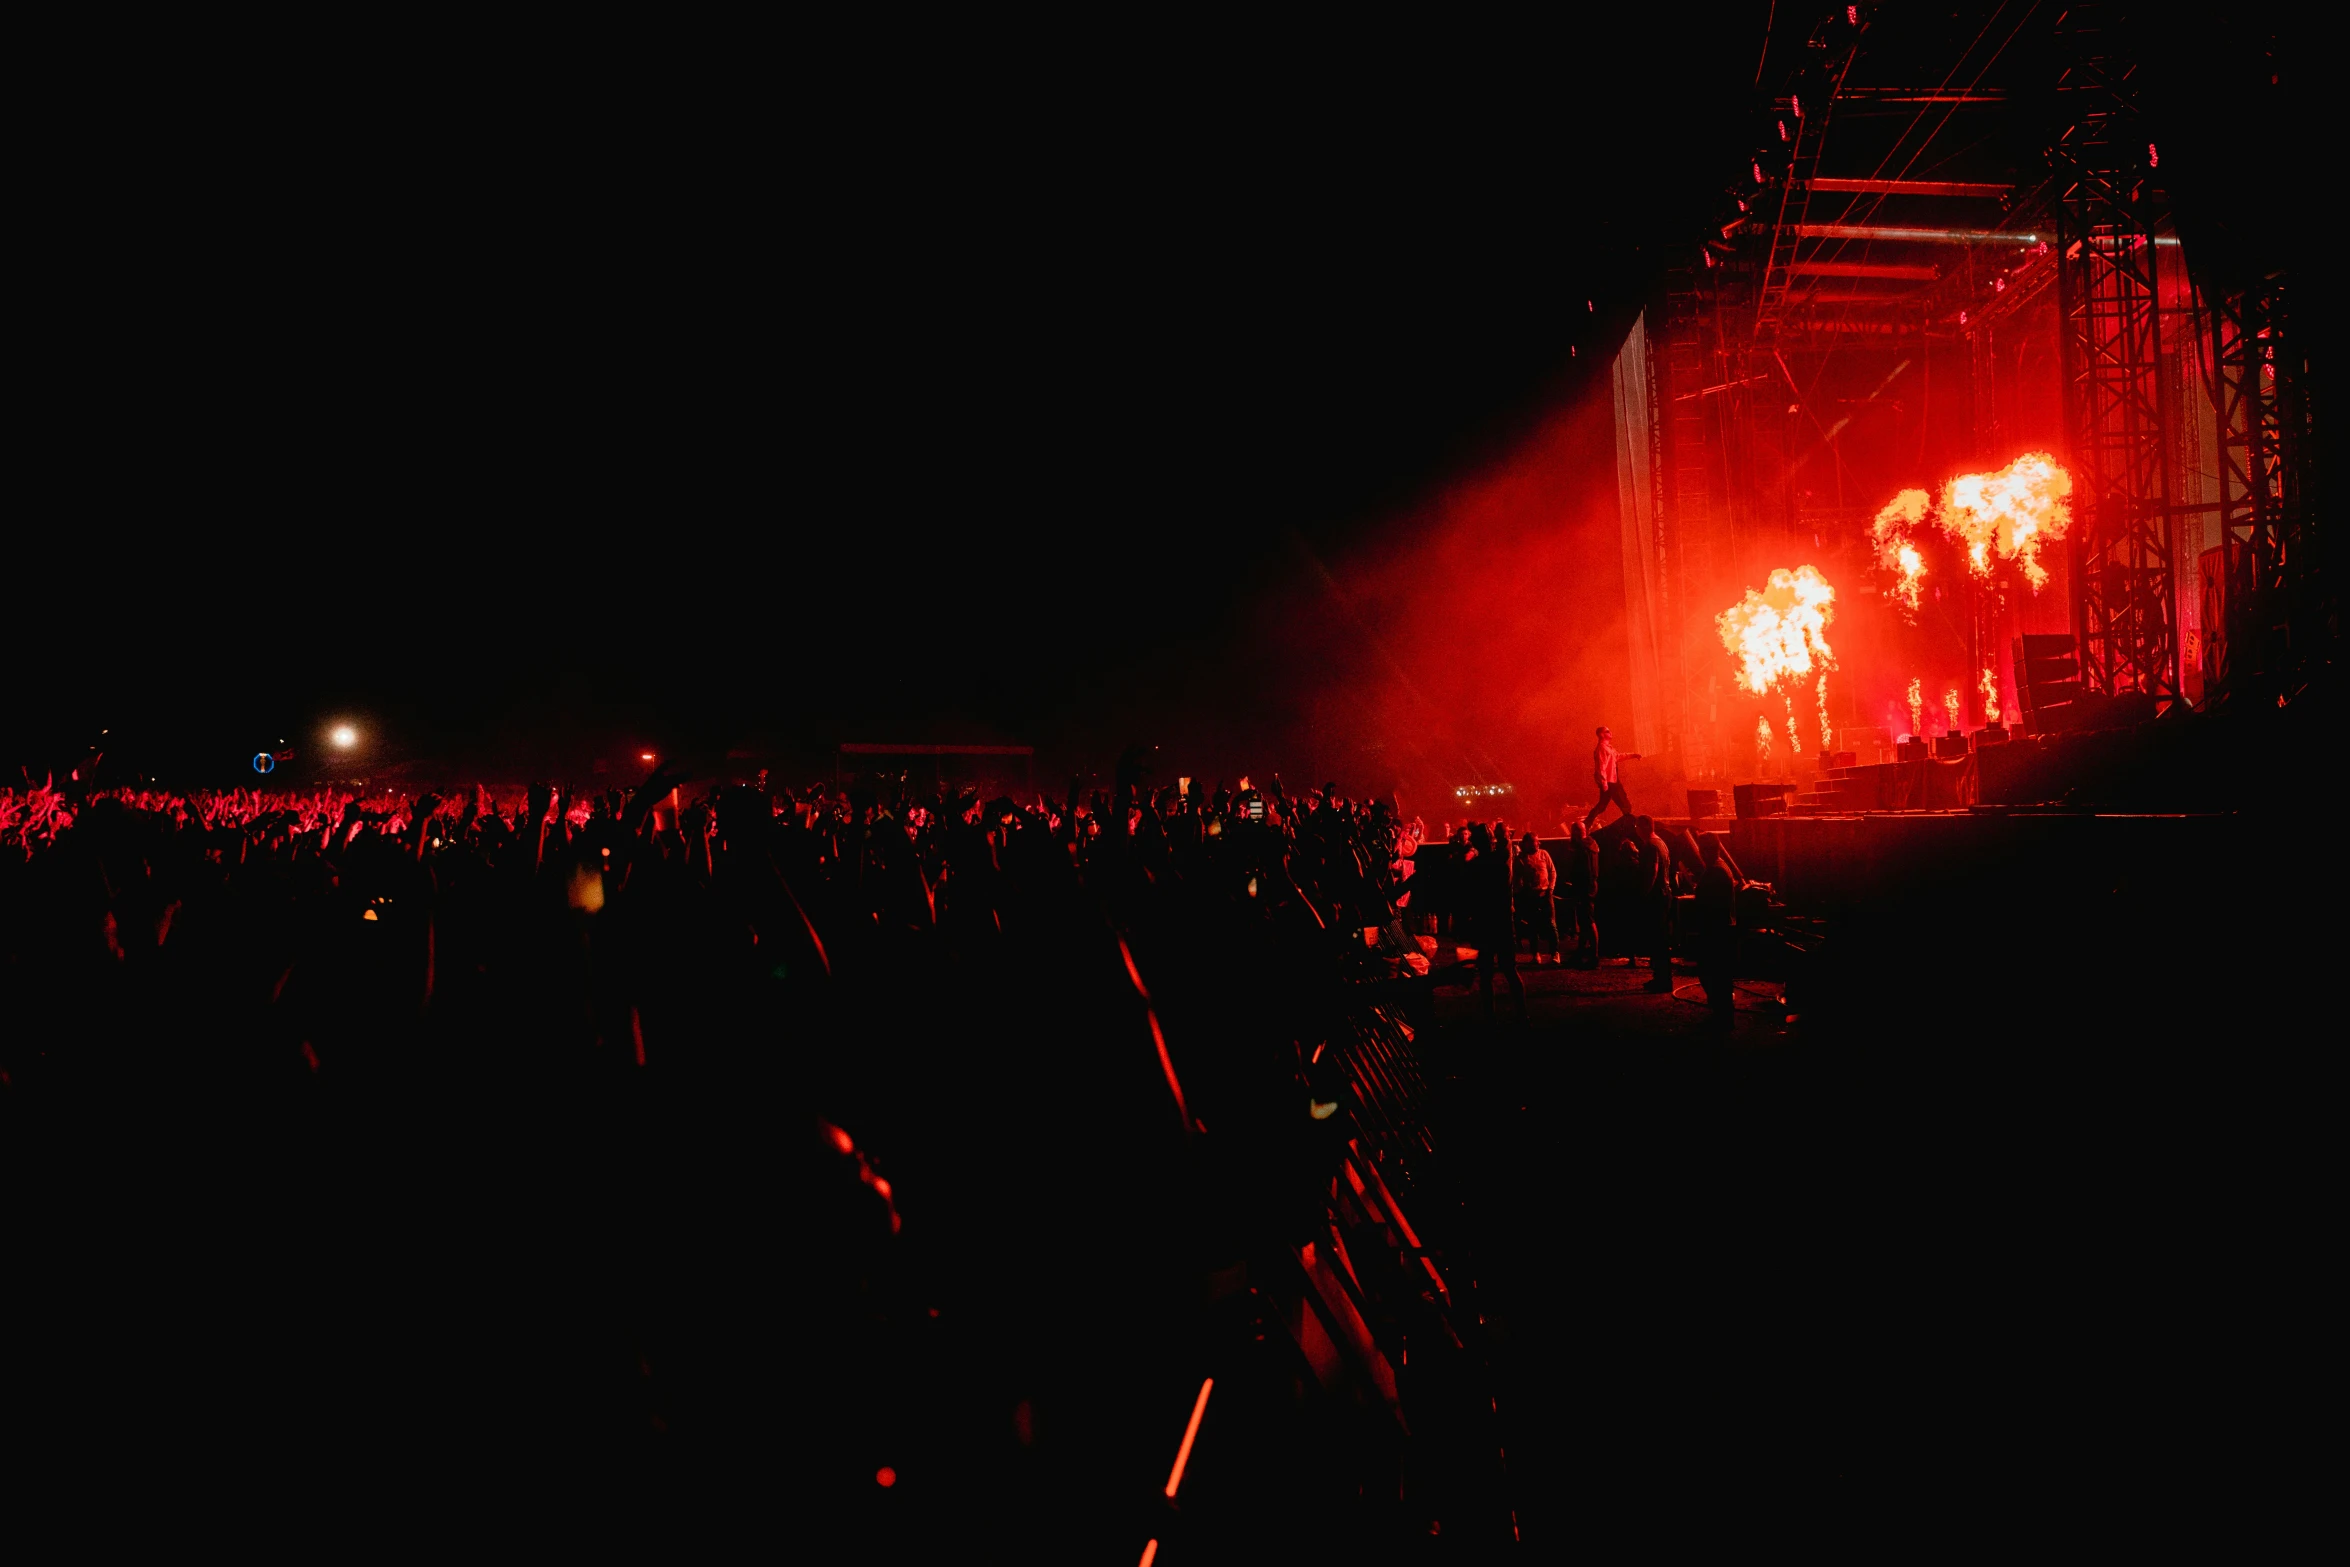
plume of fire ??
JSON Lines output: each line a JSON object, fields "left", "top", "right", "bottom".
{"left": 1783, "top": 695, "right": 1800, "bottom": 762}
{"left": 1870, "top": 489, "right": 1931, "bottom": 613}
{"left": 1979, "top": 667, "right": 2002, "bottom": 727}
{"left": 1942, "top": 451, "right": 2072, "bottom": 591}
{"left": 1907, "top": 677, "right": 1923, "bottom": 739}
{"left": 1755, "top": 715, "right": 1775, "bottom": 768}
{"left": 1943, "top": 688, "right": 1963, "bottom": 733}
{"left": 1718, "top": 565, "right": 1838, "bottom": 697}
{"left": 1817, "top": 674, "right": 1832, "bottom": 752}
{"left": 1867, "top": 455, "right": 2073, "bottom": 610}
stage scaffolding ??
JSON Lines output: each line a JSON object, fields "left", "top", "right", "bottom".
{"left": 2052, "top": 12, "right": 2179, "bottom": 707}
{"left": 1617, "top": 2, "right": 2320, "bottom": 764}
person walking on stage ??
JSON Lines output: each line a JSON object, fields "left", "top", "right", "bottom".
{"left": 1583, "top": 725, "right": 1640, "bottom": 829}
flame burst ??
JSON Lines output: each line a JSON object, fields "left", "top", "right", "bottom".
{"left": 1817, "top": 674, "right": 1832, "bottom": 752}
{"left": 1942, "top": 452, "right": 2072, "bottom": 591}
{"left": 1718, "top": 565, "right": 1838, "bottom": 696}
{"left": 1871, "top": 489, "right": 1931, "bottom": 613}
{"left": 1979, "top": 667, "right": 2002, "bottom": 727}
{"left": 1907, "top": 677, "right": 1923, "bottom": 739}
{"left": 1783, "top": 695, "right": 1800, "bottom": 761}
{"left": 1755, "top": 715, "right": 1775, "bottom": 767}
{"left": 1943, "top": 688, "right": 1962, "bottom": 733}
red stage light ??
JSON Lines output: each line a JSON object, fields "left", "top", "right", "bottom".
{"left": 1163, "top": 1378, "right": 1215, "bottom": 1499}
{"left": 875, "top": 1466, "right": 897, "bottom": 1488}
{"left": 2147, "top": 142, "right": 2159, "bottom": 168}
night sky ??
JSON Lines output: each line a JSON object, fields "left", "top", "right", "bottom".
{"left": 18, "top": 23, "right": 1806, "bottom": 800}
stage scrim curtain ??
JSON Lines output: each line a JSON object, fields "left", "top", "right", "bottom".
{"left": 1612, "top": 313, "right": 1663, "bottom": 756}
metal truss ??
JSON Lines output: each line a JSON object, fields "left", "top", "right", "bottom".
{"left": 2203, "top": 276, "right": 2320, "bottom": 703}
{"left": 2051, "top": 18, "right": 2179, "bottom": 705}
{"left": 1753, "top": 21, "right": 1866, "bottom": 343}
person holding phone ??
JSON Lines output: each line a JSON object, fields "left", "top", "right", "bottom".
{"left": 1582, "top": 724, "right": 1640, "bottom": 828}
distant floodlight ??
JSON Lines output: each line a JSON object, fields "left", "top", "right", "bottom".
{"left": 640, "top": 751, "right": 656, "bottom": 761}
{"left": 331, "top": 725, "right": 358, "bottom": 749}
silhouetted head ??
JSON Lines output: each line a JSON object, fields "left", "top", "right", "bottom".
{"left": 1596, "top": 725, "right": 1611, "bottom": 741}
{"left": 1468, "top": 822, "right": 1493, "bottom": 854}
{"left": 1568, "top": 821, "right": 1587, "bottom": 842}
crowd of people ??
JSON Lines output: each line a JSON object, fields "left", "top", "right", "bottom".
{"left": 1414, "top": 807, "right": 1749, "bottom": 1019}
{"left": 0, "top": 755, "right": 1470, "bottom": 1537}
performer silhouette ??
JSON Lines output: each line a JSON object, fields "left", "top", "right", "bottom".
{"left": 1582, "top": 724, "right": 1640, "bottom": 828}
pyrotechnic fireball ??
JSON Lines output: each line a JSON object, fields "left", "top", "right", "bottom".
{"left": 1870, "top": 489, "right": 1931, "bottom": 614}
{"left": 1718, "top": 565, "right": 1837, "bottom": 696}
{"left": 1755, "top": 714, "right": 1775, "bottom": 767}
{"left": 1979, "top": 667, "right": 2002, "bottom": 727}
{"left": 1817, "top": 674, "right": 1832, "bottom": 752}
{"left": 1942, "top": 451, "right": 2072, "bottom": 591}
{"left": 1943, "top": 688, "right": 1962, "bottom": 733}
{"left": 1907, "top": 677, "right": 1923, "bottom": 739}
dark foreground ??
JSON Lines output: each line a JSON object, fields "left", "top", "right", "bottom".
{"left": 3, "top": 772, "right": 2330, "bottom": 1553}
{"left": 1437, "top": 941, "right": 2326, "bottom": 1547}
